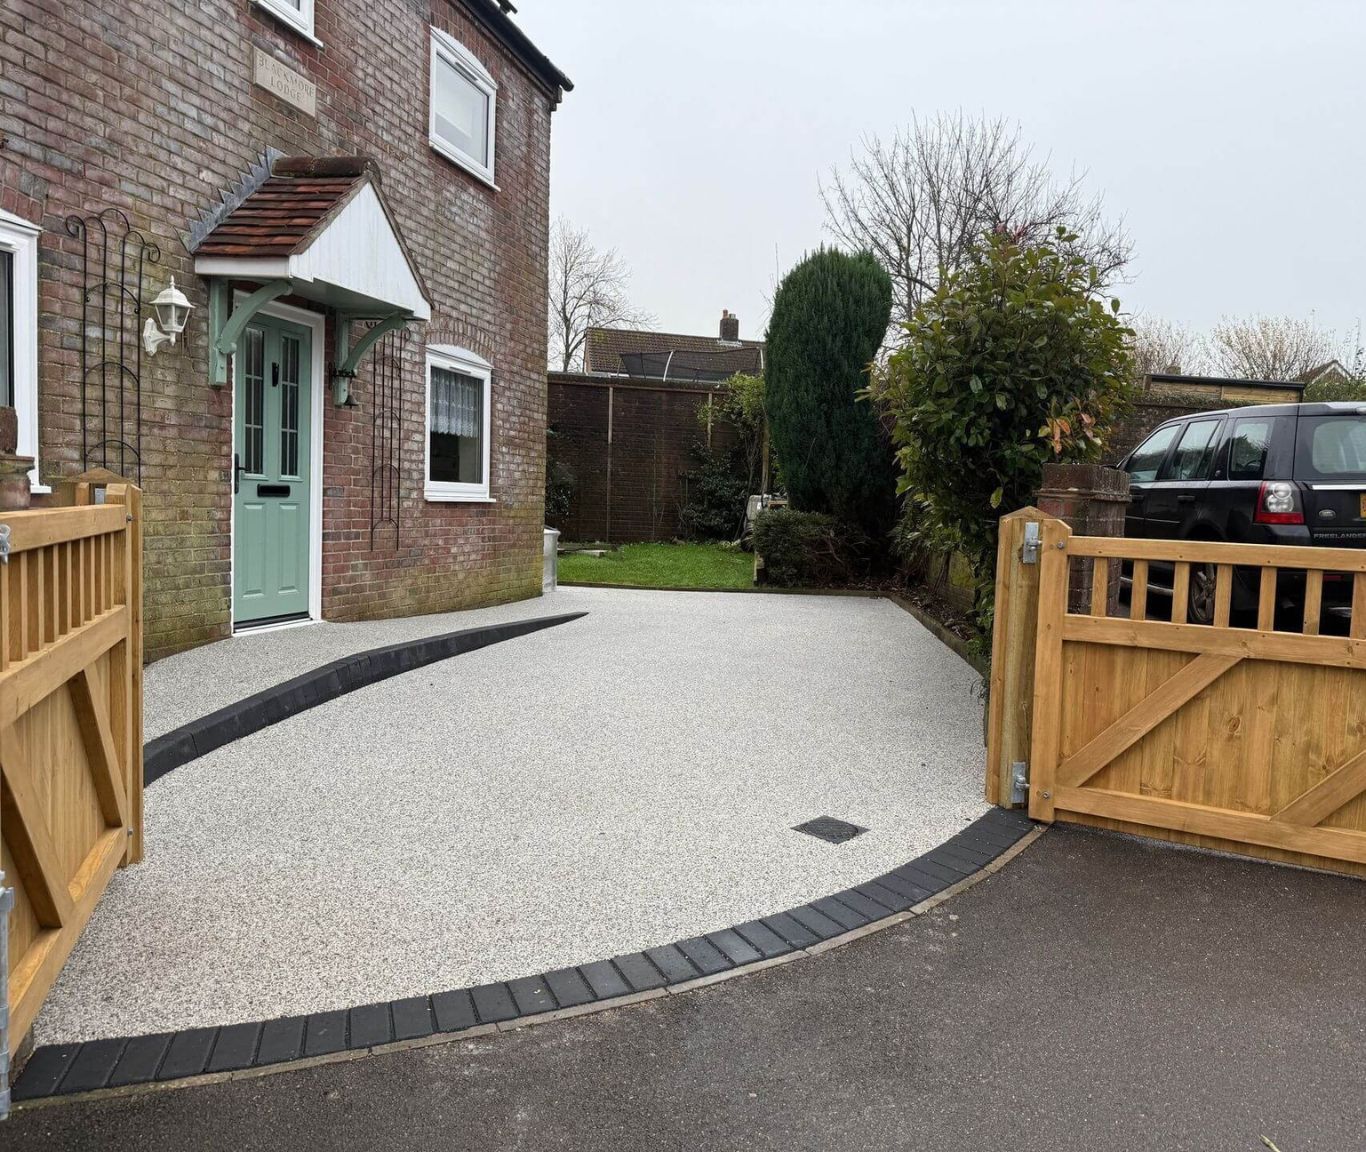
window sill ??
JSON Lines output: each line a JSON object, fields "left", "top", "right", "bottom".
{"left": 428, "top": 137, "right": 498, "bottom": 191}
{"left": 424, "top": 490, "right": 496, "bottom": 504}
{"left": 251, "top": 0, "right": 323, "bottom": 48}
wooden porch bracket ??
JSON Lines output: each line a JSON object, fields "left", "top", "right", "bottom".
{"left": 208, "top": 279, "right": 294, "bottom": 386}
{"left": 332, "top": 312, "right": 408, "bottom": 406}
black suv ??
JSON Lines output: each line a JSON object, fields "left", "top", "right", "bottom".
{"left": 1118, "top": 401, "right": 1366, "bottom": 625}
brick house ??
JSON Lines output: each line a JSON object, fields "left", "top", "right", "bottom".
{"left": 0, "top": 0, "right": 570, "bottom": 659}
{"left": 547, "top": 312, "right": 763, "bottom": 542}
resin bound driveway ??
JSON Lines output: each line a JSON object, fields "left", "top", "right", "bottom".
{"left": 10, "top": 826, "right": 1365, "bottom": 1151}
{"left": 34, "top": 587, "right": 989, "bottom": 1046}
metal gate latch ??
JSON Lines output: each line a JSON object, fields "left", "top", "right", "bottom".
{"left": 0, "top": 523, "right": 9, "bottom": 565}
{"left": 1021, "top": 521, "right": 1040, "bottom": 565}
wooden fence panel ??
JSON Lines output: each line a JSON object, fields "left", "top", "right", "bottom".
{"left": 997, "top": 521, "right": 1366, "bottom": 877}
{"left": 1, "top": 483, "right": 142, "bottom": 1055}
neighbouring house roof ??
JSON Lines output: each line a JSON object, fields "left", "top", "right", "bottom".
{"left": 584, "top": 326, "right": 764, "bottom": 382}
{"left": 1296, "top": 359, "right": 1351, "bottom": 385}
{"left": 193, "top": 156, "right": 432, "bottom": 320}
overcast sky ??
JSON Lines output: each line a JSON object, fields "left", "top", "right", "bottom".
{"left": 518, "top": 0, "right": 1364, "bottom": 348}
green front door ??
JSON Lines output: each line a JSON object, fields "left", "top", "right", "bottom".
{"left": 233, "top": 314, "right": 312, "bottom": 626}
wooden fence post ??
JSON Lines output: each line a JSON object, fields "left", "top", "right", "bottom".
{"left": 985, "top": 507, "right": 1049, "bottom": 807}
{"left": 111, "top": 483, "right": 143, "bottom": 864}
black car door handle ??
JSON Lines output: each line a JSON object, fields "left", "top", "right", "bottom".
{"left": 1177, "top": 494, "right": 1195, "bottom": 504}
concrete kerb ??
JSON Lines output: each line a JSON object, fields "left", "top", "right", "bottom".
{"left": 11, "top": 822, "right": 1047, "bottom": 1112}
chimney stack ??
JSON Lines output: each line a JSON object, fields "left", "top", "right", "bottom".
{"left": 719, "top": 309, "right": 739, "bottom": 342}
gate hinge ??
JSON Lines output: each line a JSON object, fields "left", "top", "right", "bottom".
{"left": 1010, "top": 761, "right": 1029, "bottom": 806}
{"left": 1020, "top": 521, "right": 1040, "bottom": 565}
{"left": 0, "top": 523, "right": 10, "bottom": 565}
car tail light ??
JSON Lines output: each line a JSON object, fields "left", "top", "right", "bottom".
{"left": 1255, "top": 481, "right": 1304, "bottom": 525}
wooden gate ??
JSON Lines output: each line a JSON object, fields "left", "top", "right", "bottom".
{"left": 987, "top": 507, "right": 1366, "bottom": 877}
{"left": 2, "top": 482, "right": 143, "bottom": 1056}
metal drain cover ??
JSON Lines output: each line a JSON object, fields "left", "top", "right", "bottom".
{"left": 793, "top": 816, "right": 867, "bottom": 845}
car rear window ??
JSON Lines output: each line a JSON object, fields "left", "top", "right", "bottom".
{"left": 1226, "top": 417, "right": 1276, "bottom": 481}
{"left": 1295, "top": 415, "right": 1366, "bottom": 479}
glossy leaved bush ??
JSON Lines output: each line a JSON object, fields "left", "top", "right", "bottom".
{"left": 877, "top": 227, "right": 1136, "bottom": 633}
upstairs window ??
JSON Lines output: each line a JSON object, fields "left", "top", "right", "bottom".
{"left": 253, "top": 0, "right": 316, "bottom": 41}
{"left": 429, "top": 27, "right": 497, "bottom": 186}
{"left": 425, "top": 346, "right": 492, "bottom": 501}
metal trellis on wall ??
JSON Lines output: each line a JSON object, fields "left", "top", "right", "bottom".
{"left": 66, "top": 207, "right": 159, "bottom": 484}
{"left": 369, "top": 324, "right": 409, "bottom": 548}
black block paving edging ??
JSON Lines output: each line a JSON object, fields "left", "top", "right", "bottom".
{"left": 13, "top": 807, "right": 1035, "bottom": 1103}
{"left": 141, "top": 612, "right": 588, "bottom": 785}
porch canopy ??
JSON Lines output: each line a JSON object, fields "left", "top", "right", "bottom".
{"left": 193, "top": 156, "right": 431, "bottom": 385}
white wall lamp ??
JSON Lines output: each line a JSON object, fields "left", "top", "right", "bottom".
{"left": 142, "top": 277, "right": 195, "bottom": 355}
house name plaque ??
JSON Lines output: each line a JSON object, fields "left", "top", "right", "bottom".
{"left": 253, "top": 49, "right": 316, "bottom": 117}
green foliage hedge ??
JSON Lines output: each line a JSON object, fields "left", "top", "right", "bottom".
{"left": 877, "top": 227, "right": 1136, "bottom": 634}
{"left": 765, "top": 248, "right": 897, "bottom": 539}
{"left": 752, "top": 508, "right": 868, "bottom": 587}
{"left": 681, "top": 445, "right": 750, "bottom": 541}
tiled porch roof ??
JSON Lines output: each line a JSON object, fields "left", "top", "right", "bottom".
{"left": 192, "top": 155, "right": 432, "bottom": 319}
{"left": 194, "top": 157, "right": 375, "bottom": 259}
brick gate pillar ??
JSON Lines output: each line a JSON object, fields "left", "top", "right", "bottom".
{"left": 0, "top": 406, "right": 34, "bottom": 511}
{"left": 1036, "top": 462, "right": 1128, "bottom": 614}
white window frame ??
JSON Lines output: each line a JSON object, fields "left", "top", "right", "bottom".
{"left": 428, "top": 27, "right": 498, "bottom": 188}
{"left": 0, "top": 209, "right": 43, "bottom": 492}
{"left": 252, "top": 0, "right": 320, "bottom": 46}
{"left": 424, "top": 345, "right": 493, "bottom": 503}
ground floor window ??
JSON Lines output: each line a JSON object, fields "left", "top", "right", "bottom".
{"left": 0, "top": 209, "right": 41, "bottom": 488}
{"left": 425, "top": 345, "right": 491, "bottom": 501}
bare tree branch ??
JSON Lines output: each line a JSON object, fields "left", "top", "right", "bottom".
{"left": 1208, "top": 314, "right": 1342, "bottom": 380}
{"left": 547, "top": 217, "right": 654, "bottom": 372}
{"left": 1129, "top": 315, "right": 1208, "bottom": 376}
{"left": 820, "top": 112, "right": 1131, "bottom": 333}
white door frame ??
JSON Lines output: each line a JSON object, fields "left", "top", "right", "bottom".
{"left": 228, "top": 293, "right": 326, "bottom": 631}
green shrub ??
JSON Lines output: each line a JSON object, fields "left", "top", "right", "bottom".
{"left": 544, "top": 455, "right": 575, "bottom": 521}
{"left": 877, "top": 226, "right": 1136, "bottom": 636}
{"left": 752, "top": 508, "right": 869, "bottom": 587}
{"left": 681, "top": 445, "right": 750, "bottom": 541}
{"left": 765, "top": 248, "right": 897, "bottom": 539}
{"left": 1303, "top": 376, "right": 1366, "bottom": 403}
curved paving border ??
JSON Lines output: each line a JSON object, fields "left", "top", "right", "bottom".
{"left": 143, "top": 612, "right": 588, "bottom": 784}
{"left": 13, "top": 808, "right": 1035, "bottom": 1103}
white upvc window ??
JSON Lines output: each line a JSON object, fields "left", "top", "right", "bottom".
{"left": 0, "top": 209, "right": 42, "bottom": 492}
{"left": 253, "top": 0, "right": 318, "bottom": 44}
{"left": 425, "top": 345, "right": 492, "bottom": 502}
{"left": 429, "top": 27, "right": 498, "bottom": 187}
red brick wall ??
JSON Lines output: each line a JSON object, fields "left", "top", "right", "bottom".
{"left": 546, "top": 373, "right": 740, "bottom": 544}
{"left": 1, "top": 0, "right": 559, "bottom": 659}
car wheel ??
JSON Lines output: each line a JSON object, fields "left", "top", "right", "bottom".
{"left": 1188, "top": 562, "right": 1217, "bottom": 625}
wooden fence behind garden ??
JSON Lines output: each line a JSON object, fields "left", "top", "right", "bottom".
{"left": 2, "top": 480, "right": 143, "bottom": 1054}
{"left": 988, "top": 507, "right": 1366, "bottom": 878}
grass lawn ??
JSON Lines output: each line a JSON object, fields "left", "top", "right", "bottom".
{"left": 558, "top": 542, "right": 755, "bottom": 590}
